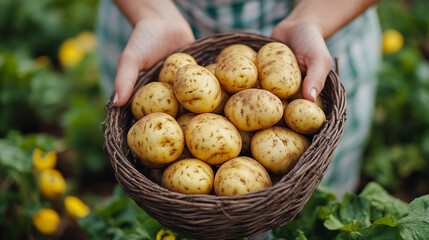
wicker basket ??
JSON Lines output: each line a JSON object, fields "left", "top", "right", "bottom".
{"left": 102, "top": 32, "right": 346, "bottom": 240}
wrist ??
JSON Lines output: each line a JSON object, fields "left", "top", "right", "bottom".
{"left": 114, "top": 0, "right": 187, "bottom": 26}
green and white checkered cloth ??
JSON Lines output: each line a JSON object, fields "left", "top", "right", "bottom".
{"left": 96, "top": 0, "right": 382, "bottom": 197}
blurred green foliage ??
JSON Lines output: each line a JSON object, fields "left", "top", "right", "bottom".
{"left": 79, "top": 185, "right": 191, "bottom": 240}
{"left": 0, "top": 0, "right": 107, "bottom": 176}
{"left": 0, "top": 131, "right": 59, "bottom": 239}
{"left": 0, "top": 0, "right": 98, "bottom": 60}
{"left": 362, "top": 0, "right": 429, "bottom": 190}
{"left": 272, "top": 183, "right": 429, "bottom": 240}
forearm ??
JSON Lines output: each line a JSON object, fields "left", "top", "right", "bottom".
{"left": 285, "top": 0, "right": 380, "bottom": 39}
{"left": 113, "top": 0, "right": 187, "bottom": 26}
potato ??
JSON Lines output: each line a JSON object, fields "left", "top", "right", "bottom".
{"left": 251, "top": 126, "right": 310, "bottom": 174}
{"left": 176, "top": 147, "right": 194, "bottom": 160}
{"left": 149, "top": 168, "right": 165, "bottom": 185}
{"left": 159, "top": 53, "right": 197, "bottom": 84}
{"left": 211, "top": 90, "right": 229, "bottom": 115}
{"left": 127, "top": 112, "right": 184, "bottom": 165}
{"left": 275, "top": 99, "right": 289, "bottom": 127}
{"left": 205, "top": 63, "right": 217, "bottom": 74}
{"left": 215, "top": 44, "right": 257, "bottom": 63}
{"left": 224, "top": 89, "right": 283, "bottom": 131}
{"left": 185, "top": 113, "right": 242, "bottom": 165}
{"left": 162, "top": 159, "right": 214, "bottom": 194}
{"left": 256, "top": 42, "right": 301, "bottom": 99}
{"left": 284, "top": 99, "right": 326, "bottom": 135}
{"left": 290, "top": 87, "right": 324, "bottom": 110}
{"left": 214, "top": 156, "right": 271, "bottom": 196}
{"left": 174, "top": 65, "right": 222, "bottom": 113}
{"left": 238, "top": 130, "right": 253, "bottom": 154}
{"left": 131, "top": 82, "right": 179, "bottom": 120}
{"left": 215, "top": 55, "right": 258, "bottom": 94}
{"left": 176, "top": 112, "right": 198, "bottom": 133}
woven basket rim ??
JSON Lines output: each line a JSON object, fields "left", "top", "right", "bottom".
{"left": 102, "top": 32, "right": 347, "bottom": 240}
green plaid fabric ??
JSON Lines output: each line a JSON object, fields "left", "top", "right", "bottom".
{"left": 96, "top": 0, "right": 381, "bottom": 197}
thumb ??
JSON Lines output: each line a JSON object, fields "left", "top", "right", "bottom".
{"left": 302, "top": 55, "right": 332, "bottom": 102}
{"left": 113, "top": 50, "right": 146, "bottom": 107}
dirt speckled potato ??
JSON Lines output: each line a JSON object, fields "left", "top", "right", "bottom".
{"left": 185, "top": 113, "right": 242, "bottom": 165}
{"left": 215, "top": 44, "right": 257, "bottom": 63}
{"left": 174, "top": 65, "right": 222, "bottom": 113}
{"left": 251, "top": 126, "right": 310, "bottom": 174}
{"left": 162, "top": 159, "right": 214, "bottom": 195}
{"left": 285, "top": 99, "right": 326, "bottom": 135}
{"left": 131, "top": 82, "right": 179, "bottom": 120}
{"left": 238, "top": 130, "right": 253, "bottom": 154}
{"left": 256, "top": 42, "right": 301, "bottom": 99}
{"left": 149, "top": 168, "right": 165, "bottom": 185}
{"left": 290, "top": 88, "right": 324, "bottom": 110}
{"left": 205, "top": 63, "right": 217, "bottom": 74}
{"left": 159, "top": 53, "right": 197, "bottom": 84}
{"left": 224, "top": 89, "right": 283, "bottom": 131}
{"left": 214, "top": 157, "right": 271, "bottom": 196}
{"left": 127, "top": 112, "right": 184, "bottom": 165}
{"left": 215, "top": 55, "right": 258, "bottom": 94}
{"left": 176, "top": 112, "right": 198, "bottom": 133}
{"left": 211, "top": 90, "right": 229, "bottom": 115}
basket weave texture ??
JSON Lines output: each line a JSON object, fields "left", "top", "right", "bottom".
{"left": 103, "top": 32, "right": 347, "bottom": 240}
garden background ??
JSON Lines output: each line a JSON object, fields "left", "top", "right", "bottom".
{"left": 1, "top": 0, "right": 428, "bottom": 239}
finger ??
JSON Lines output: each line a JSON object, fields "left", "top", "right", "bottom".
{"left": 113, "top": 50, "right": 143, "bottom": 107}
{"left": 302, "top": 55, "right": 332, "bottom": 101}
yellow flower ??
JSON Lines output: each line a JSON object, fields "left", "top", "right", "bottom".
{"left": 382, "top": 29, "right": 404, "bottom": 55}
{"left": 32, "top": 208, "right": 60, "bottom": 235}
{"left": 75, "top": 31, "right": 96, "bottom": 53}
{"left": 64, "top": 196, "right": 90, "bottom": 218}
{"left": 32, "top": 148, "right": 57, "bottom": 171}
{"left": 156, "top": 229, "right": 177, "bottom": 240}
{"left": 58, "top": 38, "right": 85, "bottom": 67}
{"left": 39, "top": 169, "right": 66, "bottom": 199}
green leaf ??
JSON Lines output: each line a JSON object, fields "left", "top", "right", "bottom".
{"left": 360, "top": 182, "right": 409, "bottom": 221}
{"left": 398, "top": 195, "right": 429, "bottom": 239}
{"left": 373, "top": 217, "right": 400, "bottom": 227}
{"left": 323, "top": 192, "right": 371, "bottom": 231}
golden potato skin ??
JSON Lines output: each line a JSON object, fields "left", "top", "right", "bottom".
{"left": 215, "top": 55, "right": 258, "bottom": 94}
{"left": 174, "top": 65, "right": 222, "bottom": 113}
{"left": 149, "top": 168, "right": 165, "bottom": 185}
{"left": 185, "top": 113, "right": 242, "bottom": 165}
{"left": 284, "top": 99, "right": 326, "bottom": 135}
{"left": 215, "top": 44, "right": 257, "bottom": 63}
{"left": 205, "top": 63, "right": 217, "bottom": 74}
{"left": 214, "top": 157, "right": 271, "bottom": 196}
{"left": 251, "top": 126, "right": 310, "bottom": 174}
{"left": 131, "top": 82, "right": 179, "bottom": 120}
{"left": 256, "top": 42, "right": 301, "bottom": 99}
{"left": 238, "top": 130, "right": 254, "bottom": 154}
{"left": 159, "top": 53, "right": 197, "bottom": 84}
{"left": 162, "top": 159, "right": 214, "bottom": 195}
{"left": 127, "top": 113, "right": 184, "bottom": 165}
{"left": 211, "top": 90, "right": 229, "bottom": 115}
{"left": 290, "top": 88, "right": 324, "bottom": 110}
{"left": 224, "top": 89, "right": 283, "bottom": 131}
{"left": 176, "top": 112, "right": 198, "bottom": 133}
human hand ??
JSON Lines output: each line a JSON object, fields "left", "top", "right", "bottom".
{"left": 113, "top": 18, "right": 195, "bottom": 107}
{"left": 271, "top": 21, "right": 333, "bottom": 101}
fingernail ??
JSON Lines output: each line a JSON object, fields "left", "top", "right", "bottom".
{"left": 310, "top": 88, "right": 317, "bottom": 101}
{"left": 112, "top": 92, "right": 118, "bottom": 106}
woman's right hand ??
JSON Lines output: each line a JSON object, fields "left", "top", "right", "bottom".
{"left": 113, "top": 19, "right": 195, "bottom": 107}
{"left": 112, "top": 0, "right": 195, "bottom": 107}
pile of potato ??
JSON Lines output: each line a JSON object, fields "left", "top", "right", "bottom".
{"left": 127, "top": 42, "right": 326, "bottom": 197}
